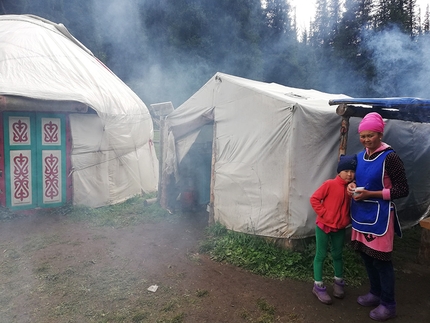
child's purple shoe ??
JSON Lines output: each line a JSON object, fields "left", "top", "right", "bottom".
{"left": 333, "top": 279, "right": 345, "bottom": 299}
{"left": 369, "top": 303, "right": 396, "bottom": 321}
{"left": 357, "top": 292, "right": 380, "bottom": 307}
{"left": 312, "top": 283, "right": 333, "bottom": 305}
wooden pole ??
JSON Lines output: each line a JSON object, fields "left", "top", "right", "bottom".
{"left": 338, "top": 116, "right": 350, "bottom": 159}
{"left": 336, "top": 104, "right": 350, "bottom": 159}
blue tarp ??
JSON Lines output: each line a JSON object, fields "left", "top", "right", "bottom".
{"left": 329, "top": 97, "right": 430, "bottom": 108}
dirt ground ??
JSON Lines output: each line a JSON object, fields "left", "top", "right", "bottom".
{"left": 0, "top": 208, "right": 429, "bottom": 323}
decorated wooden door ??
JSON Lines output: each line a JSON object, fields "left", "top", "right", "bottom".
{"left": 3, "top": 112, "right": 66, "bottom": 210}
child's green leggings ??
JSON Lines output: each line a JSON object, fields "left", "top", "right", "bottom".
{"left": 313, "top": 225, "right": 346, "bottom": 282}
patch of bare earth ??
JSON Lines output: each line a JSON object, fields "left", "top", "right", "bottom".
{"left": 0, "top": 209, "right": 429, "bottom": 323}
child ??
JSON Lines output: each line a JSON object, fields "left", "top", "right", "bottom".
{"left": 309, "top": 154, "right": 357, "bottom": 304}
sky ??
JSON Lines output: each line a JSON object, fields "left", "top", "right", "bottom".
{"left": 291, "top": 0, "right": 430, "bottom": 31}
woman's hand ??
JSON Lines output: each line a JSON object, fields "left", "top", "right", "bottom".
{"left": 352, "top": 189, "right": 367, "bottom": 201}
{"left": 353, "top": 189, "right": 383, "bottom": 201}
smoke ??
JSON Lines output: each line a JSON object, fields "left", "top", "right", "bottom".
{"left": 363, "top": 26, "right": 430, "bottom": 98}
{"left": 32, "top": 0, "right": 430, "bottom": 109}
{"left": 90, "top": 0, "right": 219, "bottom": 108}
{"left": 308, "top": 26, "right": 430, "bottom": 100}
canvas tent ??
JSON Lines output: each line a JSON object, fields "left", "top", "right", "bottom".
{"left": 162, "top": 72, "right": 430, "bottom": 240}
{"left": 0, "top": 15, "right": 158, "bottom": 210}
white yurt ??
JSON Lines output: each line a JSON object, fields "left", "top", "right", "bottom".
{"left": 0, "top": 14, "right": 158, "bottom": 210}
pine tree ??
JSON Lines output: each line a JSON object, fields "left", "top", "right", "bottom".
{"left": 404, "top": 0, "right": 418, "bottom": 37}
{"left": 310, "top": 0, "right": 331, "bottom": 47}
{"left": 328, "top": 0, "right": 375, "bottom": 95}
{"left": 423, "top": 4, "right": 430, "bottom": 33}
{"left": 263, "top": 0, "right": 293, "bottom": 38}
{"left": 374, "top": 0, "right": 415, "bottom": 34}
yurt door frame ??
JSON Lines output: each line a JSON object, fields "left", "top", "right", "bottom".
{"left": 3, "top": 111, "right": 67, "bottom": 210}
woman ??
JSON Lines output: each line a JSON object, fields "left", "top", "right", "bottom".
{"left": 348, "top": 112, "right": 409, "bottom": 322}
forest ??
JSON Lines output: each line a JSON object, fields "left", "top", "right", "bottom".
{"left": 1, "top": 0, "right": 430, "bottom": 108}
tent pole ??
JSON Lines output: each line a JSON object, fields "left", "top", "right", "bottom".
{"left": 208, "top": 120, "right": 217, "bottom": 225}
{"left": 150, "top": 102, "right": 174, "bottom": 210}
{"left": 158, "top": 116, "right": 167, "bottom": 208}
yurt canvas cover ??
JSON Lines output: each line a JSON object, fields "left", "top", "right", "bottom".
{"left": 0, "top": 15, "right": 158, "bottom": 208}
{"left": 164, "top": 73, "right": 430, "bottom": 239}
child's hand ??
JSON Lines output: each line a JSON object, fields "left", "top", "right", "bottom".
{"left": 347, "top": 182, "right": 356, "bottom": 196}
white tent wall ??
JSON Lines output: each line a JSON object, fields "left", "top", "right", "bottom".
{"left": 212, "top": 87, "right": 294, "bottom": 237}
{"left": 0, "top": 15, "right": 159, "bottom": 207}
{"left": 70, "top": 114, "right": 109, "bottom": 207}
{"left": 166, "top": 73, "right": 352, "bottom": 239}
{"left": 70, "top": 114, "right": 158, "bottom": 207}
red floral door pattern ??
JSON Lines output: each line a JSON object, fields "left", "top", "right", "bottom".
{"left": 8, "top": 116, "right": 33, "bottom": 206}
{"left": 5, "top": 113, "right": 65, "bottom": 209}
{"left": 41, "top": 118, "right": 62, "bottom": 204}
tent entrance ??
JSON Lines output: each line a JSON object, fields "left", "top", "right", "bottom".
{"left": 174, "top": 124, "right": 213, "bottom": 212}
{"left": 2, "top": 112, "right": 67, "bottom": 210}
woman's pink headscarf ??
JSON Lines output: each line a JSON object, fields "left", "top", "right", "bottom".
{"left": 358, "top": 112, "right": 385, "bottom": 133}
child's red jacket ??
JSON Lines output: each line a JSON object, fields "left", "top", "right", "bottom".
{"left": 310, "top": 175, "right": 352, "bottom": 230}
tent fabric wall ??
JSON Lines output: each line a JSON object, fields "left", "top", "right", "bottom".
{"left": 0, "top": 15, "right": 158, "bottom": 207}
{"left": 70, "top": 114, "right": 158, "bottom": 207}
{"left": 165, "top": 73, "right": 351, "bottom": 239}
{"left": 165, "top": 72, "right": 430, "bottom": 239}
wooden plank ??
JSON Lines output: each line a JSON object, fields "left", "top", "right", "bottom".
{"left": 418, "top": 228, "right": 430, "bottom": 264}
{"left": 419, "top": 219, "right": 430, "bottom": 264}
{"left": 338, "top": 116, "right": 350, "bottom": 159}
{"left": 419, "top": 217, "right": 430, "bottom": 230}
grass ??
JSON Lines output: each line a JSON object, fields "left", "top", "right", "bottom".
{"left": 199, "top": 221, "right": 423, "bottom": 289}
{"left": 200, "top": 222, "right": 367, "bottom": 286}
{"left": 62, "top": 193, "right": 173, "bottom": 227}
